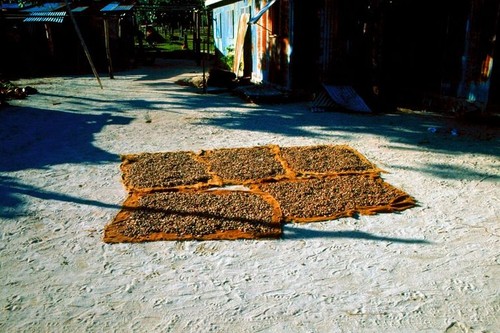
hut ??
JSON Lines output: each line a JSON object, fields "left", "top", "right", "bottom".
{"left": 0, "top": 1, "right": 136, "bottom": 77}
{"left": 205, "top": 0, "right": 500, "bottom": 114}
{"left": 206, "top": 0, "right": 290, "bottom": 87}
{"left": 0, "top": 2, "right": 92, "bottom": 76}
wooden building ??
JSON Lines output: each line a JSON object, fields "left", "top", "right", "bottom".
{"left": 0, "top": 1, "right": 135, "bottom": 77}
{"left": 205, "top": 0, "right": 500, "bottom": 113}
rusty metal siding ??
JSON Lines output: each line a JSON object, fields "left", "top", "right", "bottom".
{"left": 209, "top": 0, "right": 293, "bottom": 86}
{"left": 211, "top": 0, "right": 275, "bottom": 84}
{"left": 317, "top": 0, "right": 338, "bottom": 82}
{"left": 207, "top": 0, "right": 499, "bottom": 111}
{"left": 457, "top": 0, "right": 499, "bottom": 107}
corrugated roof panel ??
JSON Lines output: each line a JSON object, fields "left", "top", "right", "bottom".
{"left": 23, "top": 17, "right": 64, "bottom": 23}
{"left": 22, "top": 3, "right": 65, "bottom": 12}
{"left": 1, "top": 3, "right": 30, "bottom": 10}
{"left": 71, "top": 6, "right": 88, "bottom": 13}
{"left": 115, "top": 5, "right": 134, "bottom": 11}
{"left": 29, "top": 11, "right": 66, "bottom": 16}
{"left": 23, "top": 16, "right": 65, "bottom": 23}
{"left": 23, "top": 11, "right": 66, "bottom": 23}
{"left": 101, "top": 3, "right": 134, "bottom": 12}
{"left": 311, "top": 85, "right": 372, "bottom": 113}
{"left": 100, "top": 3, "right": 119, "bottom": 11}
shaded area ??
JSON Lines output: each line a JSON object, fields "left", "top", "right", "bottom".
{"left": 104, "top": 190, "right": 282, "bottom": 243}
{"left": 0, "top": 107, "right": 131, "bottom": 172}
{"left": 283, "top": 225, "right": 431, "bottom": 244}
{"left": 32, "top": 86, "right": 252, "bottom": 115}
{"left": 0, "top": 106, "right": 131, "bottom": 218}
{"left": 192, "top": 103, "right": 498, "bottom": 184}
{"left": 391, "top": 162, "right": 500, "bottom": 181}
{"left": 0, "top": 175, "right": 121, "bottom": 219}
{"left": 1, "top": 60, "right": 498, "bottom": 230}
{"left": 195, "top": 105, "right": 499, "bottom": 156}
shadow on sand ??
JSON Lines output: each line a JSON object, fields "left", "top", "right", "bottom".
{"left": 0, "top": 106, "right": 132, "bottom": 218}
{"left": 194, "top": 103, "right": 499, "bottom": 181}
{"left": 0, "top": 175, "right": 123, "bottom": 219}
{"left": 1, "top": 60, "right": 497, "bottom": 240}
{"left": 283, "top": 224, "right": 431, "bottom": 244}
{"left": 0, "top": 107, "right": 132, "bottom": 172}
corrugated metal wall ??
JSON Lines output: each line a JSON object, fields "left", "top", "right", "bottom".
{"left": 211, "top": 0, "right": 279, "bottom": 85}
{"left": 210, "top": 0, "right": 499, "bottom": 111}
{"left": 313, "top": 0, "right": 499, "bottom": 112}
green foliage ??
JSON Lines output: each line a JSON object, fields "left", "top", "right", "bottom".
{"left": 220, "top": 46, "right": 234, "bottom": 70}
{"left": 134, "top": 0, "right": 204, "bottom": 26}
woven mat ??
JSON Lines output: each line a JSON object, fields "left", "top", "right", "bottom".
{"left": 104, "top": 144, "right": 415, "bottom": 243}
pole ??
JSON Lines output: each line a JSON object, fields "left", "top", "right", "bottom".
{"left": 207, "top": 10, "right": 211, "bottom": 56}
{"left": 64, "top": 0, "right": 103, "bottom": 89}
{"left": 202, "top": 9, "right": 209, "bottom": 94}
{"left": 103, "top": 17, "right": 114, "bottom": 79}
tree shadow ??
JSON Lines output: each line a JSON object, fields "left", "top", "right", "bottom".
{"left": 2, "top": 60, "right": 497, "bottom": 225}
{"left": 0, "top": 107, "right": 132, "bottom": 172}
{"left": 194, "top": 103, "right": 499, "bottom": 156}
{"left": 35, "top": 84, "right": 252, "bottom": 115}
{"left": 0, "top": 175, "right": 122, "bottom": 219}
{"left": 127, "top": 58, "right": 203, "bottom": 82}
{"left": 283, "top": 224, "right": 431, "bottom": 244}
{"left": 390, "top": 162, "right": 500, "bottom": 181}
{"left": 189, "top": 100, "right": 499, "bottom": 184}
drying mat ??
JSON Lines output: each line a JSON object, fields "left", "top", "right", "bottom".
{"left": 107, "top": 145, "right": 416, "bottom": 243}
{"left": 253, "top": 174, "right": 416, "bottom": 223}
{"left": 198, "top": 145, "right": 293, "bottom": 185}
{"left": 103, "top": 189, "right": 282, "bottom": 243}
{"left": 277, "top": 144, "right": 382, "bottom": 177}
{"left": 120, "top": 145, "right": 379, "bottom": 191}
{"left": 120, "top": 151, "right": 217, "bottom": 192}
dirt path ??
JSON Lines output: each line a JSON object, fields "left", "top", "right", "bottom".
{"left": 1, "top": 59, "right": 499, "bottom": 332}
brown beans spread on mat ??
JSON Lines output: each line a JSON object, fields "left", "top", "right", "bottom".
{"left": 121, "top": 151, "right": 211, "bottom": 190}
{"left": 104, "top": 144, "right": 416, "bottom": 242}
{"left": 200, "top": 146, "right": 288, "bottom": 184}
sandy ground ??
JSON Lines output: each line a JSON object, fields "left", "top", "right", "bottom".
{"left": 1, "top": 58, "right": 499, "bottom": 333}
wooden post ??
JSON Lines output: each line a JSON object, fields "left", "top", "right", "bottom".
{"left": 44, "top": 23, "right": 55, "bottom": 56}
{"left": 207, "top": 10, "right": 211, "bottom": 56}
{"left": 194, "top": 10, "right": 201, "bottom": 66}
{"left": 202, "top": 10, "right": 210, "bottom": 94}
{"left": 103, "top": 17, "right": 114, "bottom": 79}
{"left": 64, "top": 0, "right": 103, "bottom": 89}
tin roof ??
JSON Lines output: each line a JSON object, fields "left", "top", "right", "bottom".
{"left": 205, "top": 0, "right": 238, "bottom": 8}
{"left": 312, "top": 84, "right": 372, "bottom": 113}
{"left": 22, "top": 2, "right": 66, "bottom": 12}
{"left": 72, "top": 6, "right": 89, "bottom": 13}
{"left": 1, "top": 3, "right": 31, "bottom": 10}
{"left": 23, "top": 11, "right": 66, "bottom": 23}
{"left": 22, "top": 6, "right": 88, "bottom": 23}
{"left": 100, "top": 2, "right": 134, "bottom": 12}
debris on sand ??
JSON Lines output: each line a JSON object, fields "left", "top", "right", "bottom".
{"left": 0, "top": 80, "right": 38, "bottom": 107}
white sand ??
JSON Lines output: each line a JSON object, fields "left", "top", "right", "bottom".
{"left": 1, "top": 59, "right": 499, "bottom": 332}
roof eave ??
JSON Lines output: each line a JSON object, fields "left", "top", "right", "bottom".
{"left": 205, "top": 0, "right": 240, "bottom": 9}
